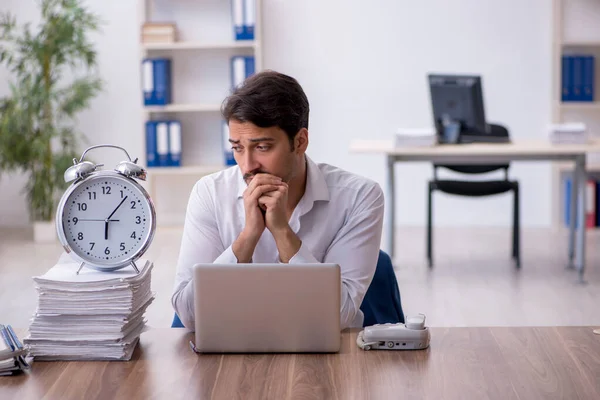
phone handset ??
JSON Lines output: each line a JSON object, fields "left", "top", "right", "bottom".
{"left": 405, "top": 313, "right": 426, "bottom": 330}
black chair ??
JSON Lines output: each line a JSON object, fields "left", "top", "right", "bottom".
{"left": 427, "top": 124, "right": 520, "bottom": 268}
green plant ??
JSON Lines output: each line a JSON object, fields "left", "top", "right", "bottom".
{"left": 0, "top": 0, "right": 103, "bottom": 222}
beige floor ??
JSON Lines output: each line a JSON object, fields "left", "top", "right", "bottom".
{"left": 0, "top": 226, "right": 599, "bottom": 329}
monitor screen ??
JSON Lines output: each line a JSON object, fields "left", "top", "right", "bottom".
{"left": 428, "top": 74, "right": 487, "bottom": 143}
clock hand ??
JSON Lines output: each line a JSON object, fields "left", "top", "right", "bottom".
{"left": 77, "top": 219, "right": 120, "bottom": 222}
{"left": 105, "top": 196, "right": 128, "bottom": 241}
{"left": 107, "top": 196, "right": 128, "bottom": 220}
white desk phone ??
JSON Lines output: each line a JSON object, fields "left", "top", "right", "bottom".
{"left": 356, "top": 314, "right": 430, "bottom": 351}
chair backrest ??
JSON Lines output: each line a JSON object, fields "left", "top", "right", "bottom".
{"left": 434, "top": 123, "right": 510, "bottom": 175}
{"left": 359, "top": 250, "right": 405, "bottom": 326}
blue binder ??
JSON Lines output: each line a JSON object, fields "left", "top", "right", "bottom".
{"left": 142, "top": 58, "right": 172, "bottom": 106}
{"left": 572, "top": 55, "right": 584, "bottom": 102}
{"left": 583, "top": 55, "right": 594, "bottom": 102}
{"left": 232, "top": 0, "right": 245, "bottom": 40}
{"left": 145, "top": 121, "right": 159, "bottom": 167}
{"left": 561, "top": 55, "right": 572, "bottom": 102}
{"left": 168, "top": 120, "right": 182, "bottom": 167}
{"left": 222, "top": 121, "right": 237, "bottom": 166}
{"left": 245, "top": 55, "right": 255, "bottom": 77}
{"left": 243, "top": 0, "right": 255, "bottom": 40}
{"left": 156, "top": 121, "right": 170, "bottom": 167}
{"left": 230, "top": 55, "right": 255, "bottom": 89}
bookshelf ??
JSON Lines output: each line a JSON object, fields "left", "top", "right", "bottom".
{"left": 552, "top": 0, "right": 600, "bottom": 230}
{"left": 138, "top": 0, "right": 263, "bottom": 226}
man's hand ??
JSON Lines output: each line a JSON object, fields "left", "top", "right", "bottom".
{"left": 258, "top": 182, "right": 302, "bottom": 262}
{"left": 233, "top": 174, "right": 284, "bottom": 263}
{"left": 258, "top": 183, "right": 289, "bottom": 234}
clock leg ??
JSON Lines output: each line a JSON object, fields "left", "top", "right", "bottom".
{"left": 76, "top": 262, "right": 85, "bottom": 275}
{"left": 131, "top": 261, "right": 140, "bottom": 274}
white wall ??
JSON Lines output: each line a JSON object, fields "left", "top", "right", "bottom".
{"left": 0, "top": 0, "right": 574, "bottom": 228}
{"left": 262, "top": 0, "right": 554, "bottom": 228}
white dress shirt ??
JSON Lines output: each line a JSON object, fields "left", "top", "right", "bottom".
{"left": 171, "top": 155, "right": 385, "bottom": 330}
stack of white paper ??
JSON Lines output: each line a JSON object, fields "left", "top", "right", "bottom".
{"left": 395, "top": 128, "right": 437, "bottom": 147}
{"left": 24, "top": 257, "right": 154, "bottom": 361}
{"left": 549, "top": 122, "right": 588, "bottom": 144}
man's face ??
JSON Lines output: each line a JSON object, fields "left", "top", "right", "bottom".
{"left": 228, "top": 120, "right": 304, "bottom": 185}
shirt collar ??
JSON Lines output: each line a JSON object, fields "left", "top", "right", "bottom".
{"left": 235, "top": 155, "right": 330, "bottom": 203}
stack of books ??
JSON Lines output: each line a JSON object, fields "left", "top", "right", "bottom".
{"left": 24, "top": 255, "right": 155, "bottom": 361}
{"left": 549, "top": 122, "right": 588, "bottom": 144}
{"left": 141, "top": 22, "right": 177, "bottom": 44}
{"left": 0, "top": 324, "right": 31, "bottom": 376}
{"left": 394, "top": 128, "right": 437, "bottom": 147}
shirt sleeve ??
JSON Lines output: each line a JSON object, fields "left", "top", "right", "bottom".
{"left": 288, "top": 182, "right": 385, "bottom": 330}
{"left": 171, "top": 178, "right": 237, "bottom": 331}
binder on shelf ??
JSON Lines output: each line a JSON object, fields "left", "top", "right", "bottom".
{"left": 561, "top": 55, "right": 572, "bottom": 102}
{"left": 169, "top": 120, "right": 182, "bottom": 167}
{"left": 232, "top": 0, "right": 245, "bottom": 40}
{"left": 222, "top": 121, "right": 237, "bottom": 166}
{"left": 145, "top": 121, "right": 159, "bottom": 167}
{"left": 564, "top": 177, "right": 598, "bottom": 228}
{"left": 572, "top": 55, "right": 583, "bottom": 102}
{"left": 142, "top": 58, "right": 172, "bottom": 106}
{"left": 156, "top": 121, "right": 170, "bottom": 167}
{"left": 583, "top": 55, "right": 594, "bottom": 102}
{"left": 243, "top": 0, "right": 256, "bottom": 40}
{"left": 587, "top": 180, "right": 596, "bottom": 228}
{"left": 230, "top": 55, "right": 256, "bottom": 89}
{"left": 597, "top": 182, "right": 600, "bottom": 227}
{"left": 245, "top": 55, "right": 255, "bottom": 77}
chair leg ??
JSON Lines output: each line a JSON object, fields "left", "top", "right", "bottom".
{"left": 513, "top": 185, "right": 521, "bottom": 268}
{"left": 427, "top": 184, "right": 433, "bottom": 268}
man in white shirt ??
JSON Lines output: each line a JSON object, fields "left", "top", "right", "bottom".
{"left": 171, "top": 70, "right": 385, "bottom": 330}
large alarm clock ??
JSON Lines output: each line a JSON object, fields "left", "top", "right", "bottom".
{"left": 56, "top": 144, "right": 156, "bottom": 273}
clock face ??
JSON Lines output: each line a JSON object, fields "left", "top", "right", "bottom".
{"left": 60, "top": 174, "right": 154, "bottom": 266}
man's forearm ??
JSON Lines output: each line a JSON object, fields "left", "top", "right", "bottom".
{"left": 232, "top": 230, "right": 261, "bottom": 263}
{"left": 272, "top": 226, "right": 302, "bottom": 263}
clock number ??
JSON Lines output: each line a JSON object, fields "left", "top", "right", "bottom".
{"left": 72, "top": 217, "right": 78, "bottom": 225}
{"left": 130, "top": 201, "right": 136, "bottom": 209}
{"left": 88, "top": 192, "right": 97, "bottom": 200}
{"left": 77, "top": 203, "right": 87, "bottom": 211}
{"left": 89, "top": 242, "right": 95, "bottom": 250}
{"left": 77, "top": 232, "right": 83, "bottom": 240}
{"left": 102, "top": 186, "right": 111, "bottom": 195}
{"left": 130, "top": 231, "right": 137, "bottom": 239}
{"left": 136, "top": 216, "right": 141, "bottom": 224}
{"left": 120, "top": 190, "right": 124, "bottom": 199}
{"left": 105, "top": 247, "right": 110, "bottom": 255}
{"left": 120, "top": 242, "right": 125, "bottom": 251}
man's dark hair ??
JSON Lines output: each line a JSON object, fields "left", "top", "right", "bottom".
{"left": 221, "top": 70, "right": 309, "bottom": 148}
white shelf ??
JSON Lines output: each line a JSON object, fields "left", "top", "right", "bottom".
{"left": 562, "top": 40, "right": 600, "bottom": 47}
{"left": 555, "top": 162, "right": 600, "bottom": 173}
{"left": 142, "top": 41, "right": 257, "bottom": 51}
{"left": 147, "top": 165, "right": 227, "bottom": 177}
{"left": 560, "top": 102, "right": 600, "bottom": 110}
{"left": 144, "top": 103, "right": 222, "bottom": 113}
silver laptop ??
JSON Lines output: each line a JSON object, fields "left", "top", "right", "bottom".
{"left": 191, "top": 263, "right": 341, "bottom": 353}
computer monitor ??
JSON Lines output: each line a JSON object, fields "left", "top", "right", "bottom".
{"left": 428, "top": 74, "right": 490, "bottom": 144}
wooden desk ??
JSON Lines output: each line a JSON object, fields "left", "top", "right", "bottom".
{"left": 349, "top": 139, "right": 600, "bottom": 281}
{"left": 2, "top": 327, "right": 600, "bottom": 399}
